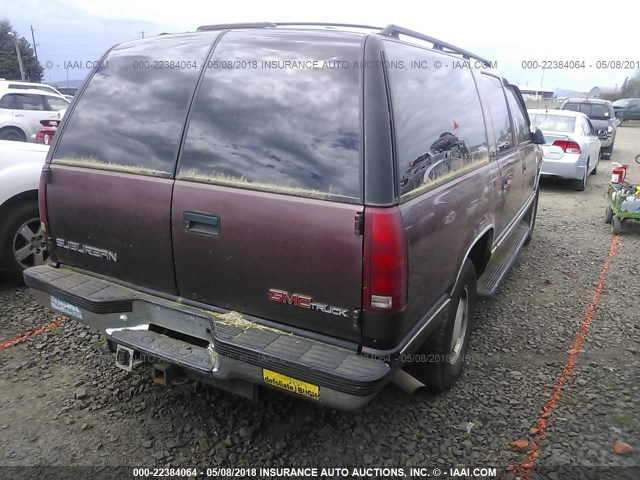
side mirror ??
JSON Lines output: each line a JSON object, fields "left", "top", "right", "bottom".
{"left": 532, "top": 128, "right": 545, "bottom": 145}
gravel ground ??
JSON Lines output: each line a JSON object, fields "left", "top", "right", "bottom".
{"left": 1, "top": 126, "right": 639, "bottom": 479}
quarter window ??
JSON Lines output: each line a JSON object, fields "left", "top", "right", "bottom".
{"left": 383, "top": 41, "right": 489, "bottom": 198}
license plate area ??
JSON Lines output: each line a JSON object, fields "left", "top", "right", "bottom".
{"left": 262, "top": 368, "right": 320, "bottom": 401}
{"left": 50, "top": 296, "right": 83, "bottom": 319}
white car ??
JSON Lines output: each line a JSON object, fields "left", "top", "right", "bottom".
{"left": 528, "top": 109, "right": 601, "bottom": 191}
{"left": 0, "top": 140, "right": 49, "bottom": 283}
{"left": 0, "top": 80, "right": 65, "bottom": 97}
{"left": 0, "top": 86, "right": 70, "bottom": 142}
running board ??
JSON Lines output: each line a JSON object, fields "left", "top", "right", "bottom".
{"left": 477, "top": 223, "right": 529, "bottom": 298}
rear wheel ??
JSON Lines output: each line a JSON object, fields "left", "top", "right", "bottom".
{"left": 409, "top": 260, "right": 477, "bottom": 392}
{"left": 0, "top": 127, "right": 26, "bottom": 142}
{"left": 604, "top": 206, "right": 614, "bottom": 224}
{"left": 573, "top": 164, "right": 587, "bottom": 191}
{"left": 0, "top": 202, "right": 48, "bottom": 284}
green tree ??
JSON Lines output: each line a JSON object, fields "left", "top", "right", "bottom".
{"left": 0, "top": 19, "right": 43, "bottom": 82}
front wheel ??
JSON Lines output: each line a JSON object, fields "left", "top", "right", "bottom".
{"left": 0, "top": 202, "right": 48, "bottom": 284}
{"left": 524, "top": 189, "right": 539, "bottom": 244}
{"left": 409, "top": 260, "right": 477, "bottom": 392}
{"left": 604, "top": 206, "right": 614, "bottom": 224}
{"left": 612, "top": 216, "right": 622, "bottom": 235}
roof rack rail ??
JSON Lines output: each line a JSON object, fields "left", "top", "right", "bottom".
{"left": 274, "top": 22, "right": 383, "bottom": 30}
{"left": 379, "top": 24, "right": 491, "bottom": 65}
{"left": 197, "top": 22, "right": 277, "bottom": 32}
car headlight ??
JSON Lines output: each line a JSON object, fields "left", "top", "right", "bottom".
{"left": 607, "top": 126, "right": 613, "bottom": 133}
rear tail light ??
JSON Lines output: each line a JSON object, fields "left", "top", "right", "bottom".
{"left": 552, "top": 140, "right": 581, "bottom": 154}
{"left": 38, "top": 167, "right": 51, "bottom": 233}
{"left": 363, "top": 207, "right": 407, "bottom": 313}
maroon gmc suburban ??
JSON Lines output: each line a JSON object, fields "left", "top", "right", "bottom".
{"left": 25, "top": 23, "right": 543, "bottom": 410}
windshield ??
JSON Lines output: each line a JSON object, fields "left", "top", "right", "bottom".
{"left": 613, "top": 99, "right": 637, "bottom": 107}
{"left": 529, "top": 114, "right": 575, "bottom": 133}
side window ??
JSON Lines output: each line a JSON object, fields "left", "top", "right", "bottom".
{"left": 13, "top": 94, "right": 46, "bottom": 111}
{"left": 382, "top": 41, "right": 489, "bottom": 198}
{"left": 0, "top": 94, "right": 16, "bottom": 109}
{"left": 44, "top": 96, "right": 70, "bottom": 111}
{"left": 477, "top": 74, "right": 515, "bottom": 154}
{"left": 581, "top": 118, "right": 590, "bottom": 136}
{"left": 505, "top": 86, "right": 531, "bottom": 145}
{"left": 585, "top": 118, "right": 596, "bottom": 135}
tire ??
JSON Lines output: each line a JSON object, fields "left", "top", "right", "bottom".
{"left": 601, "top": 144, "right": 614, "bottom": 160}
{"left": 0, "top": 202, "right": 48, "bottom": 284}
{"left": 0, "top": 127, "right": 27, "bottom": 142}
{"left": 612, "top": 216, "right": 622, "bottom": 235}
{"left": 524, "top": 188, "right": 539, "bottom": 245}
{"left": 604, "top": 206, "right": 614, "bottom": 224}
{"left": 409, "top": 260, "right": 477, "bottom": 392}
{"left": 615, "top": 117, "right": 623, "bottom": 127}
{"left": 573, "top": 165, "right": 587, "bottom": 191}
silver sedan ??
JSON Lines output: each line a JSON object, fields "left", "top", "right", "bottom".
{"left": 529, "top": 109, "right": 601, "bottom": 191}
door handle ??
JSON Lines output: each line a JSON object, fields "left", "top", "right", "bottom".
{"left": 183, "top": 211, "right": 220, "bottom": 236}
{"left": 14, "top": 113, "right": 24, "bottom": 117}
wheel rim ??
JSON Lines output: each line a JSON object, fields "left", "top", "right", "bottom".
{"left": 449, "top": 286, "right": 469, "bottom": 364}
{"left": 12, "top": 217, "right": 48, "bottom": 269}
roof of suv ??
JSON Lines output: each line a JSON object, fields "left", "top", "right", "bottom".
{"left": 190, "top": 23, "right": 493, "bottom": 64}
{"left": 563, "top": 97, "right": 612, "bottom": 105}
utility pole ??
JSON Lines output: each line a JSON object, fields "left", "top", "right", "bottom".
{"left": 30, "top": 25, "right": 39, "bottom": 63}
{"left": 7, "top": 32, "right": 26, "bottom": 81}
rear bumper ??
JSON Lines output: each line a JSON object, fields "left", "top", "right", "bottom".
{"left": 541, "top": 156, "right": 585, "bottom": 180}
{"left": 24, "top": 265, "right": 391, "bottom": 410}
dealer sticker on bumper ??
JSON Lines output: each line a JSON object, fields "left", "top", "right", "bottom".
{"left": 262, "top": 369, "right": 319, "bottom": 401}
{"left": 50, "top": 296, "right": 83, "bottom": 320}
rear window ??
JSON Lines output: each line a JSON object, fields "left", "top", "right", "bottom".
{"left": 382, "top": 42, "right": 489, "bottom": 198}
{"left": 52, "top": 34, "right": 216, "bottom": 177}
{"left": 529, "top": 114, "right": 576, "bottom": 133}
{"left": 177, "top": 30, "right": 362, "bottom": 203}
{"left": 563, "top": 102, "right": 610, "bottom": 120}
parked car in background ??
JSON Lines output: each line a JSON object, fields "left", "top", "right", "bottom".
{"left": 560, "top": 98, "right": 616, "bottom": 159}
{"left": 56, "top": 87, "right": 79, "bottom": 97}
{"left": 612, "top": 98, "right": 640, "bottom": 125}
{"left": 0, "top": 140, "right": 49, "bottom": 283}
{"left": 24, "top": 23, "right": 543, "bottom": 410}
{"left": 0, "top": 80, "right": 64, "bottom": 97}
{"left": 529, "top": 109, "right": 600, "bottom": 191}
{"left": 0, "top": 87, "right": 70, "bottom": 141}
{"left": 35, "top": 119, "right": 61, "bottom": 145}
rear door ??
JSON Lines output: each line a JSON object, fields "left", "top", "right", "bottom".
{"left": 11, "top": 94, "right": 58, "bottom": 139}
{"left": 476, "top": 73, "right": 524, "bottom": 236}
{"left": 505, "top": 84, "right": 538, "bottom": 195}
{"left": 171, "top": 30, "right": 365, "bottom": 341}
{"left": 46, "top": 33, "right": 216, "bottom": 293}
{"left": 583, "top": 117, "right": 601, "bottom": 161}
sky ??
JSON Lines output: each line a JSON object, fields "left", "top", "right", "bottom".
{"left": 4, "top": 0, "right": 639, "bottom": 93}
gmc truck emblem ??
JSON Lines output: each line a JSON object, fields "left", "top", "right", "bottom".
{"left": 268, "top": 288, "right": 349, "bottom": 318}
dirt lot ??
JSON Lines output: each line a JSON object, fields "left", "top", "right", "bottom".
{"left": 1, "top": 126, "right": 639, "bottom": 479}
